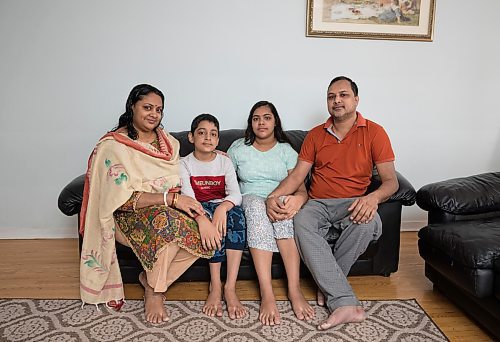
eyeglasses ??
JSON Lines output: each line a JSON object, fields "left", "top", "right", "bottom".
{"left": 195, "top": 130, "right": 219, "bottom": 139}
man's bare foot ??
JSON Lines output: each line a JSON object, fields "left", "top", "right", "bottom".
{"left": 224, "top": 285, "right": 247, "bottom": 319}
{"left": 202, "top": 284, "right": 223, "bottom": 317}
{"left": 318, "top": 305, "right": 366, "bottom": 330}
{"left": 317, "top": 289, "right": 325, "bottom": 306}
{"left": 289, "top": 290, "right": 315, "bottom": 321}
{"left": 139, "top": 272, "right": 169, "bottom": 324}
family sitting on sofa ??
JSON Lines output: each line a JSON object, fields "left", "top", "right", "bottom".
{"left": 74, "top": 76, "right": 401, "bottom": 330}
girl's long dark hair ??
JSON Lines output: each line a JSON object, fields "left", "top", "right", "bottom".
{"left": 112, "top": 84, "right": 165, "bottom": 140}
{"left": 244, "top": 100, "right": 291, "bottom": 146}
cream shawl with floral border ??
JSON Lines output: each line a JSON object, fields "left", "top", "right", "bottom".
{"left": 79, "top": 129, "right": 180, "bottom": 306}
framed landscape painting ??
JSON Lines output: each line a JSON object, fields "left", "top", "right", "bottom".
{"left": 306, "top": 0, "right": 436, "bottom": 41}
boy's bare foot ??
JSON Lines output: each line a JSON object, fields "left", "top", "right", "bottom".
{"left": 289, "top": 289, "right": 315, "bottom": 320}
{"left": 139, "top": 272, "right": 169, "bottom": 324}
{"left": 318, "top": 305, "right": 366, "bottom": 330}
{"left": 224, "top": 285, "right": 247, "bottom": 319}
{"left": 203, "top": 285, "right": 223, "bottom": 317}
{"left": 259, "top": 295, "right": 281, "bottom": 325}
{"left": 317, "top": 289, "right": 325, "bottom": 306}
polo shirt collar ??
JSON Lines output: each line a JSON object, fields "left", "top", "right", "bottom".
{"left": 323, "top": 111, "right": 366, "bottom": 130}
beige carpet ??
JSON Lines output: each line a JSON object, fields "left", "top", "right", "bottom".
{"left": 0, "top": 299, "right": 448, "bottom": 341}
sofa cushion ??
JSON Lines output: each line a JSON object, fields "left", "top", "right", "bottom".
{"left": 419, "top": 220, "right": 500, "bottom": 298}
{"left": 418, "top": 219, "right": 500, "bottom": 269}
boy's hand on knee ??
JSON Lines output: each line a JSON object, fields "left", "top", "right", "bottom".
{"left": 197, "top": 215, "right": 222, "bottom": 251}
{"left": 213, "top": 202, "right": 232, "bottom": 238}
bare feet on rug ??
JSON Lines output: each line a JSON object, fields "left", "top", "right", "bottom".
{"left": 202, "top": 284, "right": 223, "bottom": 317}
{"left": 318, "top": 305, "right": 366, "bottom": 330}
{"left": 317, "top": 289, "right": 325, "bottom": 306}
{"left": 288, "top": 288, "right": 315, "bottom": 321}
{"left": 224, "top": 285, "right": 247, "bottom": 319}
{"left": 259, "top": 295, "right": 281, "bottom": 326}
{"left": 138, "top": 272, "right": 169, "bottom": 324}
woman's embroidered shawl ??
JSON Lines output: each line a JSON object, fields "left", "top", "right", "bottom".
{"left": 79, "top": 129, "right": 180, "bottom": 305}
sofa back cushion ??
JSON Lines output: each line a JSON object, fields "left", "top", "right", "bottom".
{"left": 171, "top": 129, "right": 308, "bottom": 157}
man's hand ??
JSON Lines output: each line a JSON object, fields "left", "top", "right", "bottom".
{"left": 282, "top": 195, "right": 303, "bottom": 220}
{"left": 196, "top": 215, "right": 222, "bottom": 251}
{"left": 347, "top": 193, "right": 379, "bottom": 224}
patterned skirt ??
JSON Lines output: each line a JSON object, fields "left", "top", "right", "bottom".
{"left": 113, "top": 205, "right": 214, "bottom": 271}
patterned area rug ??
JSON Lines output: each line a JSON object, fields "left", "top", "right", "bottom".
{"left": 0, "top": 299, "right": 448, "bottom": 342}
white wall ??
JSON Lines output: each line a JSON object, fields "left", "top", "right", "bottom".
{"left": 1, "top": 1, "right": 499, "bottom": 238}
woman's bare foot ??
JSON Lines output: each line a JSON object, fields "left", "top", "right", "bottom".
{"left": 202, "top": 284, "right": 223, "bottom": 317}
{"left": 318, "top": 305, "right": 366, "bottom": 330}
{"left": 139, "top": 272, "right": 169, "bottom": 324}
{"left": 224, "top": 285, "right": 247, "bottom": 319}
{"left": 289, "top": 289, "right": 315, "bottom": 320}
{"left": 259, "top": 295, "right": 281, "bottom": 325}
{"left": 317, "top": 289, "right": 325, "bottom": 306}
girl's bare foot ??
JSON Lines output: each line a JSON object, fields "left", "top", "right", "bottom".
{"left": 203, "top": 284, "right": 223, "bottom": 317}
{"left": 224, "top": 285, "right": 247, "bottom": 319}
{"left": 289, "top": 289, "right": 315, "bottom": 320}
{"left": 259, "top": 295, "right": 281, "bottom": 325}
{"left": 318, "top": 305, "right": 366, "bottom": 330}
{"left": 317, "top": 289, "right": 325, "bottom": 306}
{"left": 139, "top": 272, "right": 169, "bottom": 324}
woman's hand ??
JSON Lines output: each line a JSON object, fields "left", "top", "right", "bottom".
{"left": 196, "top": 215, "right": 222, "bottom": 251}
{"left": 175, "top": 194, "right": 205, "bottom": 217}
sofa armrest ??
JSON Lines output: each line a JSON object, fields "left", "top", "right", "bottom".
{"left": 416, "top": 172, "right": 500, "bottom": 215}
{"left": 58, "top": 174, "right": 85, "bottom": 216}
{"left": 367, "top": 171, "right": 416, "bottom": 206}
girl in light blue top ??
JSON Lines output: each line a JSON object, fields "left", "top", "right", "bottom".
{"left": 228, "top": 101, "right": 315, "bottom": 326}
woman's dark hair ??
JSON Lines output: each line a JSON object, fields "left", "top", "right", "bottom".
{"left": 190, "top": 113, "right": 220, "bottom": 134}
{"left": 244, "top": 100, "right": 291, "bottom": 146}
{"left": 112, "top": 84, "right": 165, "bottom": 140}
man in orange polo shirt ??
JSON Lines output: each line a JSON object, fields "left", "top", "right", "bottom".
{"left": 267, "top": 76, "right": 399, "bottom": 330}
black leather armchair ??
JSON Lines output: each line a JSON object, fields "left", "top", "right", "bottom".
{"left": 59, "top": 129, "right": 416, "bottom": 283}
{"left": 416, "top": 172, "right": 500, "bottom": 339}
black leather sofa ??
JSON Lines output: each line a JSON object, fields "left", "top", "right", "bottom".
{"left": 59, "top": 129, "right": 416, "bottom": 283}
{"left": 416, "top": 172, "right": 500, "bottom": 339}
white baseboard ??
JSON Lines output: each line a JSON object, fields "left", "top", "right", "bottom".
{"left": 0, "top": 227, "right": 78, "bottom": 239}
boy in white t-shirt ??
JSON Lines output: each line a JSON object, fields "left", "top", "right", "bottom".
{"left": 180, "top": 114, "right": 247, "bottom": 320}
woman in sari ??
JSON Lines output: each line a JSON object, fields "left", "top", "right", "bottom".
{"left": 79, "top": 84, "right": 221, "bottom": 324}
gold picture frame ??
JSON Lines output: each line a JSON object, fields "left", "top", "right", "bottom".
{"left": 306, "top": 0, "right": 436, "bottom": 41}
